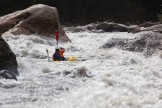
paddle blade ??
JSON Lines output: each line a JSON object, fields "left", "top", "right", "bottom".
{"left": 55, "top": 31, "right": 59, "bottom": 41}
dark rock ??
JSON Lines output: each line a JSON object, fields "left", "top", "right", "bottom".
{"left": 63, "top": 71, "right": 71, "bottom": 75}
{"left": 143, "top": 24, "right": 162, "bottom": 33}
{"left": 96, "top": 22, "right": 128, "bottom": 32}
{"left": 128, "top": 25, "right": 140, "bottom": 33}
{"left": 86, "top": 23, "right": 96, "bottom": 31}
{"left": 0, "top": 70, "right": 17, "bottom": 80}
{"left": 102, "top": 38, "right": 129, "bottom": 49}
{"left": 0, "top": 36, "right": 18, "bottom": 76}
{"left": 139, "top": 21, "right": 161, "bottom": 27}
{"left": 101, "top": 32, "right": 162, "bottom": 57}
{"left": 59, "top": 26, "right": 71, "bottom": 42}
{"left": 0, "top": 4, "right": 70, "bottom": 42}
{"left": 72, "top": 28, "right": 85, "bottom": 32}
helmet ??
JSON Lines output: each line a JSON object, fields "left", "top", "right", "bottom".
{"left": 60, "top": 47, "right": 65, "bottom": 50}
{"left": 55, "top": 46, "right": 59, "bottom": 49}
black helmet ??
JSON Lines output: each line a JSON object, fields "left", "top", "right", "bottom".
{"left": 60, "top": 47, "right": 65, "bottom": 50}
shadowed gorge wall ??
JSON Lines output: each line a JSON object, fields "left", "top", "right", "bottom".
{"left": 0, "top": 0, "right": 162, "bottom": 25}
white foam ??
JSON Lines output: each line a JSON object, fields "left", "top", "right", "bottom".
{"left": 1, "top": 31, "right": 162, "bottom": 108}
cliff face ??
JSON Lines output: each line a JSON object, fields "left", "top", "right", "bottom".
{"left": 53, "top": 0, "right": 162, "bottom": 24}
{"left": 56, "top": 0, "right": 143, "bottom": 24}
{"left": 0, "top": 0, "right": 162, "bottom": 25}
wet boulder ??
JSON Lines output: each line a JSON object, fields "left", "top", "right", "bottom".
{"left": 143, "top": 24, "right": 162, "bottom": 33}
{"left": 65, "top": 25, "right": 89, "bottom": 33}
{"left": 96, "top": 22, "right": 128, "bottom": 32}
{"left": 0, "top": 4, "right": 70, "bottom": 42}
{"left": 128, "top": 25, "right": 140, "bottom": 33}
{"left": 101, "top": 32, "right": 162, "bottom": 57}
{"left": 72, "top": 26, "right": 87, "bottom": 32}
{"left": 0, "top": 36, "right": 18, "bottom": 78}
{"left": 139, "top": 21, "right": 160, "bottom": 28}
{"left": 102, "top": 38, "right": 129, "bottom": 49}
{"left": 86, "top": 23, "right": 96, "bottom": 31}
{"left": 0, "top": 70, "right": 17, "bottom": 80}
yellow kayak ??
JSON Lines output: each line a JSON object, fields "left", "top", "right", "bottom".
{"left": 53, "top": 57, "right": 77, "bottom": 62}
{"left": 67, "top": 57, "right": 77, "bottom": 62}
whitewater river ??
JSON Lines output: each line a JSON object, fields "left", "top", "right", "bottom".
{"left": 0, "top": 30, "right": 162, "bottom": 108}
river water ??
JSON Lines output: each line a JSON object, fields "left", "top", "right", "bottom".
{"left": 1, "top": 31, "right": 162, "bottom": 108}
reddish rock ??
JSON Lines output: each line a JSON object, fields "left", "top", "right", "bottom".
{"left": 0, "top": 4, "right": 70, "bottom": 42}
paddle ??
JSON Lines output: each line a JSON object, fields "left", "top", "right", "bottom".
{"left": 55, "top": 31, "right": 59, "bottom": 47}
{"left": 46, "top": 49, "right": 50, "bottom": 62}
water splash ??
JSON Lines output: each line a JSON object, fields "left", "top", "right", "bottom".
{"left": 1, "top": 31, "right": 162, "bottom": 108}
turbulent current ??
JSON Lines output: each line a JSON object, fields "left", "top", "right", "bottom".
{"left": 0, "top": 30, "right": 162, "bottom": 108}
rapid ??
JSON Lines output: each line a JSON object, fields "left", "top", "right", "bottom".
{"left": 0, "top": 30, "right": 162, "bottom": 108}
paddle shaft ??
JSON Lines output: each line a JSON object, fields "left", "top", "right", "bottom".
{"left": 55, "top": 31, "right": 59, "bottom": 46}
{"left": 46, "top": 49, "right": 50, "bottom": 62}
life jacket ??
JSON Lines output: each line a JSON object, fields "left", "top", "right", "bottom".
{"left": 59, "top": 49, "right": 65, "bottom": 57}
{"left": 53, "top": 49, "right": 60, "bottom": 61}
